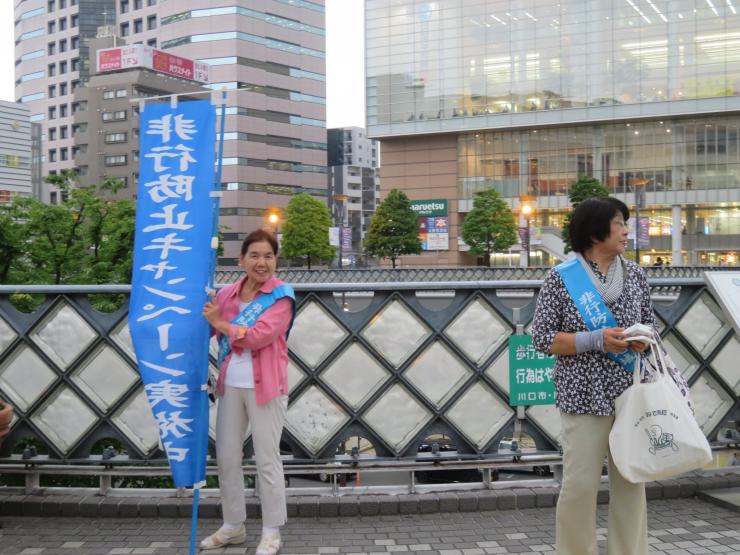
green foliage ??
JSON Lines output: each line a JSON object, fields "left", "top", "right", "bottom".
{"left": 280, "top": 193, "right": 335, "bottom": 269}
{"left": 0, "top": 172, "right": 136, "bottom": 286}
{"left": 460, "top": 189, "right": 517, "bottom": 266}
{"left": 561, "top": 176, "right": 611, "bottom": 253}
{"left": 364, "top": 189, "right": 422, "bottom": 268}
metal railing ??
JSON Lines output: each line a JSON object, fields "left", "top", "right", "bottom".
{"left": 0, "top": 273, "right": 737, "bottom": 494}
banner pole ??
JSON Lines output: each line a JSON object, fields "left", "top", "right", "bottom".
{"left": 188, "top": 89, "right": 228, "bottom": 555}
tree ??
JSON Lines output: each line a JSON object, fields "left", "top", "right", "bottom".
{"left": 364, "top": 189, "right": 421, "bottom": 268}
{"left": 0, "top": 172, "right": 136, "bottom": 285}
{"left": 280, "top": 193, "right": 335, "bottom": 269}
{"left": 459, "top": 189, "right": 517, "bottom": 266}
{"left": 561, "top": 176, "right": 611, "bottom": 253}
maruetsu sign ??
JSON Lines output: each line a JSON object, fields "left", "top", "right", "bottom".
{"left": 410, "top": 199, "right": 448, "bottom": 217}
{"left": 97, "top": 45, "right": 209, "bottom": 83}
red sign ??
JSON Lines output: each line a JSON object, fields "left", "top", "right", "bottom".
{"left": 153, "top": 50, "right": 194, "bottom": 80}
{"left": 98, "top": 48, "right": 122, "bottom": 72}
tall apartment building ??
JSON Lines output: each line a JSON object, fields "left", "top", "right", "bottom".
{"left": 327, "top": 127, "right": 380, "bottom": 262}
{"left": 366, "top": 1, "right": 740, "bottom": 267}
{"left": 0, "top": 100, "right": 41, "bottom": 201}
{"left": 16, "top": 0, "right": 327, "bottom": 267}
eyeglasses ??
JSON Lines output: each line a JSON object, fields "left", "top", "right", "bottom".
{"left": 611, "top": 219, "right": 629, "bottom": 230}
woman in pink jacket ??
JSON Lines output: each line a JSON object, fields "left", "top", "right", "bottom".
{"left": 200, "top": 229, "right": 295, "bottom": 554}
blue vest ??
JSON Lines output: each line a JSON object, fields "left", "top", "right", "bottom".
{"left": 217, "top": 284, "right": 295, "bottom": 368}
{"left": 555, "top": 258, "right": 637, "bottom": 373}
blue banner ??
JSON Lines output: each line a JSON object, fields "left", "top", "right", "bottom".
{"left": 129, "top": 100, "right": 215, "bottom": 487}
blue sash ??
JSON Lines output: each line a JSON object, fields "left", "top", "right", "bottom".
{"left": 217, "top": 284, "right": 295, "bottom": 368}
{"left": 555, "top": 258, "right": 638, "bottom": 373}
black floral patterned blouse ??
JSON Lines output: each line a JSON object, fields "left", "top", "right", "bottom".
{"left": 531, "top": 258, "right": 655, "bottom": 416}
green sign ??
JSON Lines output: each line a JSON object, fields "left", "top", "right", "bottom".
{"left": 410, "top": 199, "right": 448, "bottom": 217}
{"left": 508, "top": 335, "right": 556, "bottom": 406}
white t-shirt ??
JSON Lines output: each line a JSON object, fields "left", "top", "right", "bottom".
{"left": 224, "top": 301, "right": 255, "bottom": 389}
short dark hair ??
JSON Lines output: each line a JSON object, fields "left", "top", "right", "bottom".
{"left": 241, "top": 228, "right": 279, "bottom": 256}
{"left": 569, "top": 197, "right": 630, "bottom": 253}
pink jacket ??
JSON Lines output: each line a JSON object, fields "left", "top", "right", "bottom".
{"left": 214, "top": 275, "right": 294, "bottom": 405}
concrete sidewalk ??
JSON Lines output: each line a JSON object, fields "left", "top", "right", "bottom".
{"left": 1, "top": 498, "right": 740, "bottom": 555}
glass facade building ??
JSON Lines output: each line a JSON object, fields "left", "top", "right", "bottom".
{"left": 366, "top": 0, "right": 740, "bottom": 266}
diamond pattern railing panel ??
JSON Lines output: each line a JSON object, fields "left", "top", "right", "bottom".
{"left": 0, "top": 276, "right": 737, "bottom": 464}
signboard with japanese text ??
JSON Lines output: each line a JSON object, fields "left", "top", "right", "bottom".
{"left": 638, "top": 216, "right": 650, "bottom": 249}
{"left": 128, "top": 100, "right": 216, "bottom": 487}
{"left": 410, "top": 199, "right": 448, "bottom": 217}
{"left": 97, "top": 45, "right": 209, "bottom": 83}
{"left": 413, "top": 199, "right": 449, "bottom": 251}
{"left": 508, "top": 335, "right": 556, "bottom": 406}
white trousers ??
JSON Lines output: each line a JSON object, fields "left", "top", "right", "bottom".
{"left": 216, "top": 387, "right": 288, "bottom": 527}
{"left": 556, "top": 412, "right": 648, "bottom": 555}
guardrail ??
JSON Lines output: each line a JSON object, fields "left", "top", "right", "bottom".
{"left": 0, "top": 274, "right": 737, "bottom": 495}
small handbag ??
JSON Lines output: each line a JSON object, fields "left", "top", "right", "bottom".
{"left": 609, "top": 339, "right": 712, "bottom": 483}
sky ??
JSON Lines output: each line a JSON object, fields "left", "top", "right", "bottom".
{"left": 0, "top": 0, "right": 365, "bottom": 129}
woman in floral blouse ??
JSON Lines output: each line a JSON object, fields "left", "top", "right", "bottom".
{"left": 531, "top": 197, "right": 654, "bottom": 555}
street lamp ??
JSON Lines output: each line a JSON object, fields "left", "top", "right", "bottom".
{"left": 521, "top": 203, "right": 533, "bottom": 267}
{"left": 268, "top": 212, "right": 279, "bottom": 237}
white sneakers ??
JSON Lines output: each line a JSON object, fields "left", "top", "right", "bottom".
{"left": 255, "top": 531, "right": 282, "bottom": 555}
{"left": 200, "top": 525, "right": 281, "bottom": 554}
{"left": 199, "top": 524, "right": 247, "bottom": 550}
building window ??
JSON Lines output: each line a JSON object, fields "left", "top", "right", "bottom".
{"left": 120, "top": 0, "right": 129, "bottom": 13}
{"left": 147, "top": 38, "right": 156, "bottom": 47}
{"left": 71, "top": 14, "right": 77, "bottom": 27}
{"left": 59, "top": 82, "right": 67, "bottom": 95}
{"left": 116, "top": 88, "right": 127, "bottom": 97}
{"left": 59, "top": 0, "right": 66, "bottom": 8}
{"left": 147, "top": 15, "right": 156, "bottom": 30}
{"left": 134, "top": 0, "right": 142, "bottom": 9}
{"left": 48, "top": 127, "right": 57, "bottom": 140}
{"left": 50, "top": 191, "right": 58, "bottom": 204}
{"left": 60, "top": 147, "right": 68, "bottom": 161}
{"left": 105, "top": 155, "right": 127, "bottom": 166}
{"left": 120, "top": 22, "right": 129, "bottom": 36}
{"left": 48, "top": 149, "right": 57, "bottom": 162}
{"left": 105, "top": 132, "right": 127, "bottom": 143}
{"left": 71, "top": 36, "right": 78, "bottom": 49}
{"left": 48, "top": 106, "right": 56, "bottom": 119}
{"left": 59, "top": 17, "right": 67, "bottom": 31}
{"left": 71, "top": 58, "right": 79, "bottom": 71}
{"left": 60, "top": 126, "right": 68, "bottom": 139}
{"left": 48, "top": 85, "right": 56, "bottom": 98}
{"left": 48, "top": 42, "right": 56, "bottom": 55}
{"left": 48, "top": 21, "right": 55, "bottom": 34}
{"left": 48, "top": 63, "right": 56, "bottom": 77}
{"left": 147, "top": 0, "right": 155, "bottom": 5}
{"left": 134, "top": 18, "right": 143, "bottom": 33}
{"left": 103, "top": 90, "right": 115, "bottom": 99}
{"left": 48, "top": 0, "right": 55, "bottom": 11}
{"left": 59, "top": 104, "right": 67, "bottom": 117}
{"left": 59, "top": 38, "right": 67, "bottom": 52}
{"left": 102, "top": 110, "right": 127, "bottom": 121}
{"left": 59, "top": 61, "right": 67, "bottom": 74}
{"left": 71, "top": 79, "right": 80, "bottom": 91}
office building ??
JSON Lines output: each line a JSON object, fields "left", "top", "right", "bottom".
{"left": 15, "top": 0, "right": 117, "bottom": 198}
{"left": 16, "top": 0, "right": 327, "bottom": 267}
{"left": 366, "top": 1, "right": 740, "bottom": 266}
{"left": 327, "top": 127, "right": 380, "bottom": 263}
{"left": 0, "top": 100, "right": 41, "bottom": 201}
